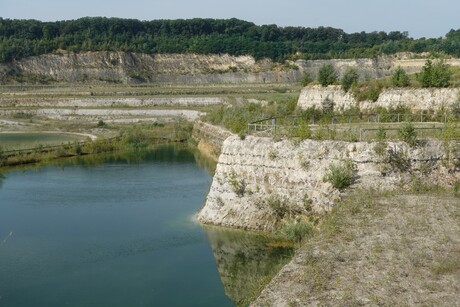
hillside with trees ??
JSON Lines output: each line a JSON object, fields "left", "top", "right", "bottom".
{"left": 0, "top": 17, "right": 459, "bottom": 63}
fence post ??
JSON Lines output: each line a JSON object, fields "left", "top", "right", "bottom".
{"left": 272, "top": 118, "right": 276, "bottom": 135}
{"left": 359, "top": 128, "right": 362, "bottom": 142}
{"left": 312, "top": 115, "right": 315, "bottom": 125}
{"left": 420, "top": 112, "right": 423, "bottom": 122}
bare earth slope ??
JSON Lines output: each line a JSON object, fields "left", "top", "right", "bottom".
{"left": 253, "top": 192, "right": 460, "bottom": 306}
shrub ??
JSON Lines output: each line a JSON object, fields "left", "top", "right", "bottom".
{"left": 228, "top": 170, "right": 246, "bottom": 197}
{"left": 318, "top": 63, "right": 337, "bottom": 87}
{"left": 376, "top": 126, "right": 387, "bottom": 141}
{"left": 323, "top": 159, "right": 356, "bottom": 190}
{"left": 266, "top": 196, "right": 288, "bottom": 219}
{"left": 417, "top": 58, "right": 452, "bottom": 88}
{"left": 73, "top": 142, "right": 82, "bottom": 155}
{"left": 97, "top": 119, "right": 107, "bottom": 127}
{"left": 294, "top": 122, "right": 312, "bottom": 140}
{"left": 321, "top": 97, "right": 335, "bottom": 114}
{"left": 392, "top": 66, "right": 410, "bottom": 87}
{"left": 387, "top": 146, "right": 411, "bottom": 172}
{"left": 280, "top": 221, "right": 313, "bottom": 243}
{"left": 300, "top": 72, "right": 313, "bottom": 86}
{"left": 341, "top": 67, "right": 359, "bottom": 92}
{"left": 398, "top": 122, "right": 418, "bottom": 147}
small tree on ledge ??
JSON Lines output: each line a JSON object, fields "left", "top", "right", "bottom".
{"left": 318, "top": 63, "right": 338, "bottom": 87}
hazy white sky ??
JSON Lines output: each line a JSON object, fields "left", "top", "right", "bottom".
{"left": 1, "top": 0, "right": 458, "bottom": 38}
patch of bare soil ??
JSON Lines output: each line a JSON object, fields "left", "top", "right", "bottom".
{"left": 253, "top": 190, "right": 460, "bottom": 306}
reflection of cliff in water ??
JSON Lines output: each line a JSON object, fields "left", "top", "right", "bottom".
{"left": 204, "top": 226, "right": 293, "bottom": 305}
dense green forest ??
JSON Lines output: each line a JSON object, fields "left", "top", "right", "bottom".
{"left": 0, "top": 17, "right": 459, "bottom": 63}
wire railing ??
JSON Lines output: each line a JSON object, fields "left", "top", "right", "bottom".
{"left": 248, "top": 113, "right": 451, "bottom": 134}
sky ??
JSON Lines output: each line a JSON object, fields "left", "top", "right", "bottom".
{"left": 1, "top": 0, "right": 458, "bottom": 39}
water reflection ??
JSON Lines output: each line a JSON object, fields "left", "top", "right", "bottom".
{"left": 0, "top": 172, "right": 4, "bottom": 190}
{"left": 204, "top": 226, "right": 293, "bottom": 305}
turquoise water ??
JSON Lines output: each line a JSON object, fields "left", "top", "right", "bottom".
{"left": 0, "top": 132, "right": 85, "bottom": 150}
{"left": 0, "top": 146, "right": 292, "bottom": 306}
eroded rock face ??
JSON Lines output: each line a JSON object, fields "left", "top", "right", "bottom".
{"left": 192, "top": 121, "right": 233, "bottom": 160}
{"left": 3, "top": 51, "right": 459, "bottom": 85}
{"left": 298, "top": 85, "right": 460, "bottom": 113}
{"left": 197, "top": 136, "right": 459, "bottom": 231}
{"left": 0, "top": 52, "right": 302, "bottom": 84}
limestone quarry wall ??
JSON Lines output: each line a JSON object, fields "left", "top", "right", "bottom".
{"left": 298, "top": 85, "right": 460, "bottom": 112}
{"left": 0, "top": 52, "right": 301, "bottom": 84}
{"left": 197, "top": 136, "right": 459, "bottom": 231}
{"left": 3, "top": 51, "right": 459, "bottom": 84}
{"left": 295, "top": 55, "right": 460, "bottom": 80}
{"left": 192, "top": 121, "right": 233, "bottom": 160}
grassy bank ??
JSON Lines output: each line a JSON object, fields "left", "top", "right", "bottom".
{"left": 254, "top": 187, "right": 460, "bottom": 306}
{"left": 0, "top": 122, "right": 193, "bottom": 168}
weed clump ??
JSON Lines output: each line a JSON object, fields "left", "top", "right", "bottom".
{"left": 279, "top": 221, "right": 313, "bottom": 243}
{"left": 323, "top": 159, "right": 356, "bottom": 190}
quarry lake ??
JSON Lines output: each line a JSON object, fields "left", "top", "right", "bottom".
{"left": 0, "top": 145, "right": 292, "bottom": 306}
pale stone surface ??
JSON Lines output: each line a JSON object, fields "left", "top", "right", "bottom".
{"left": 3, "top": 51, "right": 459, "bottom": 84}
{"left": 298, "top": 85, "right": 460, "bottom": 112}
{"left": 197, "top": 136, "right": 458, "bottom": 231}
{"left": 0, "top": 108, "right": 204, "bottom": 121}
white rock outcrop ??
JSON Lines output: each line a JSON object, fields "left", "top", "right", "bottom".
{"left": 197, "top": 136, "right": 458, "bottom": 231}
{"left": 298, "top": 85, "right": 460, "bottom": 113}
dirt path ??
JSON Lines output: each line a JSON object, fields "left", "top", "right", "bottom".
{"left": 0, "top": 130, "right": 98, "bottom": 140}
{"left": 253, "top": 191, "right": 460, "bottom": 306}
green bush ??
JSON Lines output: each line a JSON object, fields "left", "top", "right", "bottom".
{"left": 417, "top": 58, "right": 452, "bottom": 88}
{"left": 323, "top": 159, "right": 356, "bottom": 190}
{"left": 341, "top": 67, "right": 359, "bottom": 92}
{"left": 280, "top": 221, "right": 313, "bottom": 243}
{"left": 292, "top": 122, "right": 312, "bottom": 140}
{"left": 300, "top": 73, "right": 313, "bottom": 86}
{"left": 391, "top": 66, "right": 410, "bottom": 87}
{"left": 398, "top": 122, "right": 418, "bottom": 147}
{"left": 376, "top": 126, "right": 387, "bottom": 141}
{"left": 318, "top": 64, "right": 337, "bottom": 87}
{"left": 97, "top": 119, "right": 107, "bottom": 127}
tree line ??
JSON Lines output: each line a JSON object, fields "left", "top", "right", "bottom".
{"left": 0, "top": 17, "right": 459, "bottom": 63}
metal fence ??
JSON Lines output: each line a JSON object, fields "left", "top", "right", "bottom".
{"left": 247, "top": 113, "right": 453, "bottom": 136}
